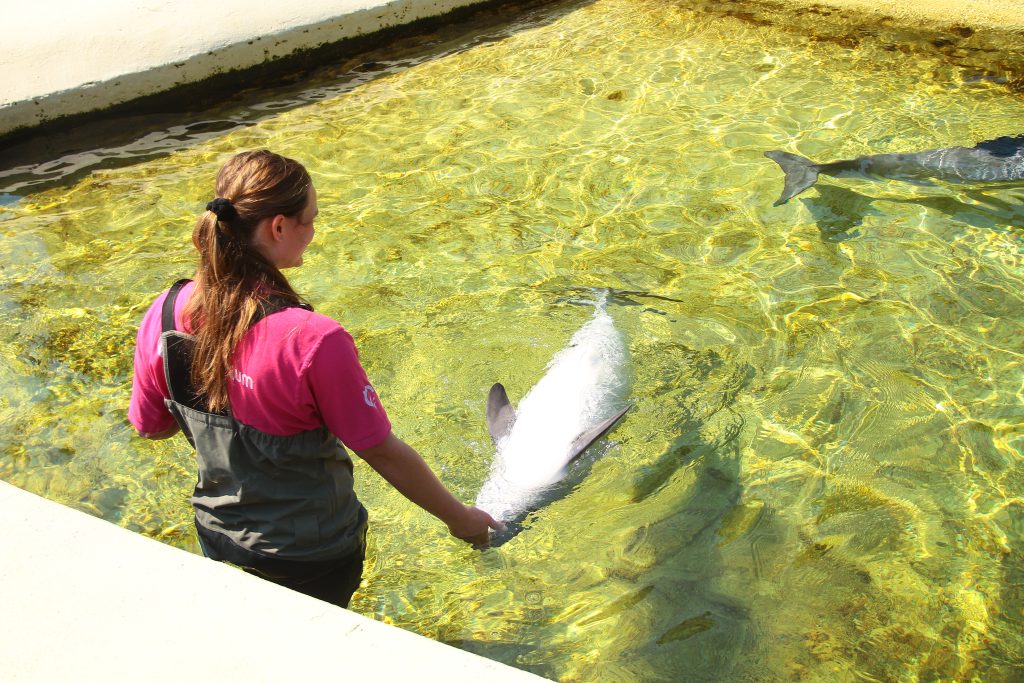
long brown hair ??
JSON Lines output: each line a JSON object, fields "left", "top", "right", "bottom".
{"left": 184, "top": 150, "right": 312, "bottom": 413}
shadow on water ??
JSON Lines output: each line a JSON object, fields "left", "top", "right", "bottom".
{"left": 802, "top": 184, "right": 1024, "bottom": 241}
{"left": 613, "top": 343, "right": 760, "bottom": 681}
{"left": 992, "top": 502, "right": 1024, "bottom": 675}
{"left": 800, "top": 185, "right": 878, "bottom": 241}
{"left": 899, "top": 188, "right": 1024, "bottom": 231}
{"left": 0, "top": 0, "right": 595, "bottom": 195}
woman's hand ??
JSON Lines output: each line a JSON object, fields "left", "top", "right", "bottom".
{"left": 447, "top": 505, "right": 505, "bottom": 546}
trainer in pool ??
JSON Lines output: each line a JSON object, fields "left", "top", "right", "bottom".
{"left": 128, "top": 150, "right": 503, "bottom": 608}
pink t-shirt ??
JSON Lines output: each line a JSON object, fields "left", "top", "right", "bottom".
{"left": 129, "top": 281, "right": 391, "bottom": 450}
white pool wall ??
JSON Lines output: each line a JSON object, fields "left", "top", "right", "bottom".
{"left": 0, "top": 0, "right": 493, "bottom": 137}
{"left": 0, "top": 481, "right": 545, "bottom": 682}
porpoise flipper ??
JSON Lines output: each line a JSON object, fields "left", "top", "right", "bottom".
{"left": 486, "top": 383, "right": 517, "bottom": 443}
{"left": 765, "top": 150, "right": 821, "bottom": 205}
{"left": 567, "top": 404, "right": 631, "bottom": 463}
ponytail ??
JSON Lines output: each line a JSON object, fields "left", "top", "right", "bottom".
{"left": 183, "top": 150, "right": 312, "bottom": 413}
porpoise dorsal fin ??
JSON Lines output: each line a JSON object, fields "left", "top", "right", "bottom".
{"left": 486, "top": 383, "right": 517, "bottom": 443}
{"left": 567, "top": 404, "right": 631, "bottom": 463}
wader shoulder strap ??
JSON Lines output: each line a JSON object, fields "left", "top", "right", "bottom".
{"left": 160, "top": 279, "right": 207, "bottom": 412}
{"left": 160, "top": 279, "right": 312, "bottom": 414}
{"left": 162, "top": 278, "right": 193, "bottom": 334}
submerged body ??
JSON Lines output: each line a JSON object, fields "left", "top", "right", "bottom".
{"left": 766, "top": 135, "right": 1024, "bottom": 205}
{"left": 476, "top": 301, "right": 630, "bottom": 528}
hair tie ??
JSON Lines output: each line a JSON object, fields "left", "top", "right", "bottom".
{"left": 206, "top": 197, "right": 238, "bottom": 222}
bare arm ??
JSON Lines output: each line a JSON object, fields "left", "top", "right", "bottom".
{"left": 355, "top": 431, "right": 503, "bottom": 544}
{"left": 136, "top": 425, "right": 180, "bottom": 440}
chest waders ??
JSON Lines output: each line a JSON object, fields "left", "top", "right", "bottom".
{"left": 160, "top": 279, "right": 367, "bottom": 562}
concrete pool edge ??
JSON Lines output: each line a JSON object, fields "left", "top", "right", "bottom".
{"left": 0, "top": 0, "right": 511, "bottom": 141}
{"left": 0, "top": 480, "right": 546, "bottom": 682}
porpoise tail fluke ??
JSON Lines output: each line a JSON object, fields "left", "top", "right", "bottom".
{"left": 765, "top": 150, "right": 820, "bottom": 206}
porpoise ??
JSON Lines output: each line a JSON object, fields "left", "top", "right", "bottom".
{"left": 765, "top": 135, "right": 1024, "bottom": 206}
{"left": 476, "top": 296, "right": 631, "bottom": 544}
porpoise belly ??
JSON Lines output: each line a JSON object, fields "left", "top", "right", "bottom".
{"left": 476, "top": 309, "right": 628, "bottom": 522}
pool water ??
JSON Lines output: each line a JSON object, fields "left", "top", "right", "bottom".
{"left": 1, "top": 0, "right": 1022, "bottom": 679}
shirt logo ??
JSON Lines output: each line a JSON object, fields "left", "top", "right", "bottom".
{"left": 232, "top": 368, "right": 254, "bottom": 390}
{"left": 363, "top": 385, "right": 379, "bottom": 408}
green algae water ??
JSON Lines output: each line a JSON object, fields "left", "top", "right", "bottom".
{"left": 2, "top": 0, "right": 1023, "bottom": 679}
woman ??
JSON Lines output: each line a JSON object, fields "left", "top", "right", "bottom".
{"left": 129, "top": 150, "right": 500, "bottom": 608}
